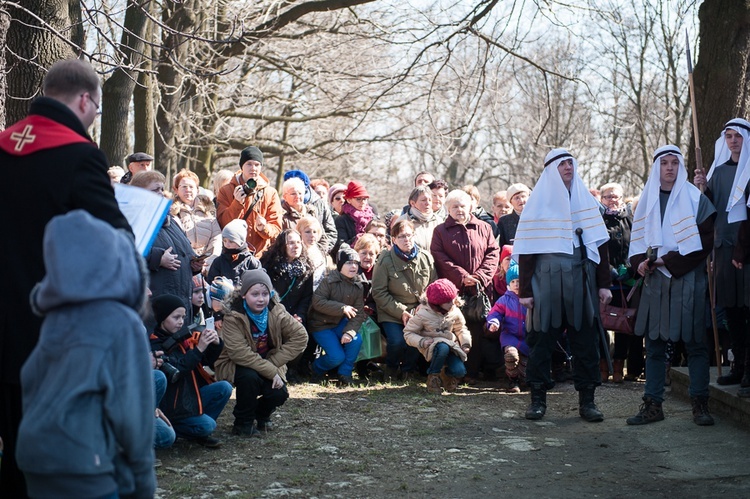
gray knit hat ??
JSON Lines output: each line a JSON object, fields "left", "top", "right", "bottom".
{"left": 222, "top": 219, "right": 248, "bottom": 247}
{"left": 240, "top": 269, "right": 273, "bottom": 296}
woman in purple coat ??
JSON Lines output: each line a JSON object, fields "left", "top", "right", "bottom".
{"left": 431, "top": 189, "right": 500, "bottom": 383}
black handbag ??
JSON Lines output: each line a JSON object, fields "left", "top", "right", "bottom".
{"left": 461, "top": 283, "right": 492, "bottom": 322}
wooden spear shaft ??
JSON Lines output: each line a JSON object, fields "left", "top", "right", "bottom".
{"left": 687, "top": 31, "right": 723, "bottom": 376}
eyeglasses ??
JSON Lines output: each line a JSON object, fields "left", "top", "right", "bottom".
{"left": 396, "top": 233, "right": 414, "bottom": 240}
{"left": 178, "top": 184, "right": 196, "bottom": 190}
{"left": 602, "top": 194, "right": 621, "bottom": 200}
{"left": 82, "top": 93, "right": 102, "bottom": 115}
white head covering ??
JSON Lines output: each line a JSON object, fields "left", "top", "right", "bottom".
{"left": 707, "top": 118, "right": 750, "bottom": 223}
{"left": 628, "top": 145, "right": 702, "bottom": 277}
{"left": 513, "top": 148, "right": 609, "bottom": 264}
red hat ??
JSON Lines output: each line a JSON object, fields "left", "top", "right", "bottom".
{"left": 500, "top": 244, "right": 513, "bottom": 262}
{"left": 426, "top": 278, "right": 459, "bottom": 306}
{"left": 345, "top": 180, "right": 369, "bottom": 199}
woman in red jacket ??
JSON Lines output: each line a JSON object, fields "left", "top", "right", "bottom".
{"left": 430, "top": 189, "right": 500, "bottom": 384}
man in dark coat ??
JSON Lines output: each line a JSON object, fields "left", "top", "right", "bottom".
{"left": 0, "top": 58, "right": 131, "bottom": 497}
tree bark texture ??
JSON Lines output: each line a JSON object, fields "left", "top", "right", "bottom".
{"left": 100, "top": 0, "right": 150, "bottom": 167}
{"left": 4, "top": 0, "right": 77, "bottom": 125}
{"left": 691, "top": 0, "right": 750, "bottom": 172}
{"left": 0, "top": 8, "right": 10, "bottom": 129}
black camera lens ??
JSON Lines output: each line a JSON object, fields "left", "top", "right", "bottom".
{"left": 242, "top": 178, "right": 257, "bottom": 195}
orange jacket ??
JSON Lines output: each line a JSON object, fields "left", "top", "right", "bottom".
{"left": 217, "top": 172, "right": 282, "bottom": 258}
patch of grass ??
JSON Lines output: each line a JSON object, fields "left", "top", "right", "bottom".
{"left": 287, "top": 470, "right": 319, "bottom": 487}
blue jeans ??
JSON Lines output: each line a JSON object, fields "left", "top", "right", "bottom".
{"left": 381, "top": 321, "right": 420, "bottom": 372}
{"left": 427, "top": 342, "right": 467, "bottom": 377}
{"left": 644, "top": 336, "right": 710, "bottom": 403}
{"left": 312, "top": 318, "right": 363, "bottom": 376}
{"left": 153, "top": 370, "right": 176, "bottom": 448}
{"left": 172, "top": 381, "right": 233, "bottom": 439}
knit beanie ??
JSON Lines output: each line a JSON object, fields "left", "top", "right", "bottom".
{"left": 329, "top": 183, "right": 346, "bottom": 204}
{"left": 240, "top": 269, "right": 273, "bottom": 297}
{"left": 192, "top": 274, "right": 205, "bottom": 290}
{"left": 209, "top": 276, "right": 235, "bottom": 302}
{"left": 239, "top": 146, "right": 263, "bottom": 166}
{"left": 506, "top": 261, "right": 519, "bottom": 284}
{"left": 345, "top": 180, "right": 369, "bottom": 199}
{"left": 284, "top": 169, "right": 310, "bottom": 187}
{"left": 336, "top": 243, "right": 360, "bottom": 271}
{"left": 425, "top": 278, "right": 458, "bottom": 306}
{"left": 152, "top": 294, "right": 187, "bottom": 324}
{"left": 222, "top": 219, "right": 248, "bottom": 247}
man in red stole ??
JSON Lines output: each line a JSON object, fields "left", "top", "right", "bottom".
{"left": 0, "top": 58, "right": 131, "bottom": 497}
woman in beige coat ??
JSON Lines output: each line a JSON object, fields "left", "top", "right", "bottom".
{"left": 403, "top": 279, "right": 472, "bottom": 394}
{"left": 214, "top": 270, "right": 307, "bottom": 437}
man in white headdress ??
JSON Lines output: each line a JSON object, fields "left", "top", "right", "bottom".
{"left": 514, "top": 148, "right": 612, "bottom": 422}
{"left": 694, "top": 118, "right": 750, "bottom": 386}
{"left": 627, "top": 145, "right": 716, "bottom": 426}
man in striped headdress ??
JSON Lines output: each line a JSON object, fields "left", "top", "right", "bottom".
{"left": 628, "top": 145, "right": 716, "bottom": 426}
{"left": 694, "top": 118, "right": 750, "bottom": 387}
{"left": 514, "top": 148, "right": 612, "bottom": 422}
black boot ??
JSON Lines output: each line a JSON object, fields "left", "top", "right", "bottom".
{"left": 691, "top": 396, "right": 715, "bottom": 426}
{"left": 525, "top": 385, "right": 547, "bottom": 420}
{"left": 578, "top": 386, "right": 604, "bottom": 422}
{"left": 626, "top": 396, "right": 664, "bottom": 425}
{"left": 717, "top": 362, "right": 744, "bottom": 385}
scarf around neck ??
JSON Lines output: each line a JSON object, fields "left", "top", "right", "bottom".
{"left": 342, "top": 202, "right": 374, "bottom": 234}
{"left": 409, "top": 206, "right": 434, "bottom": 223}
{"left": 243, "top": 301, "right": 269, "bottom": 335}
{"left": 393, "top": 242, "right": 419, "bottom": 261}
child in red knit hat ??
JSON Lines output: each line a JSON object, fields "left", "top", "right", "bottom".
{"left": 403, "top": 278, "right": 472, "bottom": 394}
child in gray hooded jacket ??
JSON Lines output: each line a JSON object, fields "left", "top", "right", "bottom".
{"left": 16, "top": 210, "right": 155, "bottom": 499}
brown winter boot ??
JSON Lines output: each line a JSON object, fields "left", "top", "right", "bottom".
{"left": 439, "top": 369, "right": 459, "bottom": 392}
{"left": 600, "top": 358, "right": 610, "bottom": 383}
{"left": 612, "top": 359, "right": 625, "bottom": 384}
{"left": 426, "top": 373, "right": 443, "bottom": 394}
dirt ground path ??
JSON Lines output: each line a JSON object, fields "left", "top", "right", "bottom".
{"left": 155, "top": 379, "right": 750, "bottom": 498}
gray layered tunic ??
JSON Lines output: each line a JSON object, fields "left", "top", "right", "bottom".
{"left": 527, "top": 247, "right": 598, "bottom": 333}
{"left": 707, "top": 160, "right": 750, "bottom": 307}
{"left": 631, "top": 191, "right": 715, "bottom": 342}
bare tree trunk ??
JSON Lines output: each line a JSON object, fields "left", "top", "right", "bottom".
{"left": 133, "top": 7, "right": 155, "bottom": 161}
{"left": 0, "top": 8, "right": 10, "bottom": 129}
{"left": 691, "top": 0, "right": 750, "bottom": 172}
{"left": 100, "top": 0, "right": 149, "bottom": 167}
{"left": 4, "top": 0, "right": 77, "bottom": 124}
{"left": 155, "top": 0, "right": 196, "bottom": 179}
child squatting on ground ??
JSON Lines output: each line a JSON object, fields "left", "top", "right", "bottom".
{"left": 486, "top": 261, "right": 529, "bottom": 393}
{"left": 403, "top": 278, "right": 472, "bottom": 394}
{"left": 307, "top": 245, "right": 366, "bottom": 385}
{"left": 150, "top": 294, "right": 233, "bottom": 449}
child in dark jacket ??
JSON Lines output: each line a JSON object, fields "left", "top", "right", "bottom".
{"left": 307, "top": 245, "right": 365, "bottom": 385}
{"left": 207, "top": 219, "right": 261, "bottom": 286}
{"left": 150, "top": 294, "right": 233, "bottom": 448}
{"left": 486, "top": 262, "right": 528, "bottom": 393}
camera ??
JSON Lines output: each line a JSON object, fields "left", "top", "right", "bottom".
{"left": 160, "top": 361, "right": 181, "bottom": 383}
{"left": 241, "top": 178, "right": 257, "bottom": 196}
